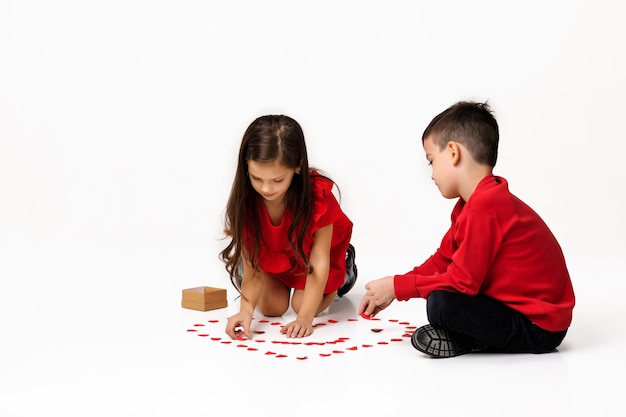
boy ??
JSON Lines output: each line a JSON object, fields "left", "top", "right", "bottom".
{"left": 358, "top": 101, "right": 575, "bottom": 358}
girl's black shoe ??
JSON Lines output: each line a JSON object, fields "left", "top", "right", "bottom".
{"left": 338, "top": 244, "right": 357, "bottom": 297}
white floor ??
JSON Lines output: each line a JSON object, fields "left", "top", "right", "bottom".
{"left": 2, "top": 1, "right": 625, "bottom": 415}
{"left": 1, "top": 240, "right": 623, "bottom": 416}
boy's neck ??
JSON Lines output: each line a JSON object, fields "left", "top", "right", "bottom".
{"left": 459, "top": 166, "right": 493, "bottom": 202}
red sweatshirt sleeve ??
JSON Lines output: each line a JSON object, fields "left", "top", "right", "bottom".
{"left": 394, "top": 200, "right": 502, "bottom": 301}
{"left": 394, "top": 228, "right": 453, "bottom": 300}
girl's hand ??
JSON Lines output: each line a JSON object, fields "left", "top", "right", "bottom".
{"left": 225, "top": 312, "right": 253, "bottom": 340}
{"left": 280, "top": 316, "right": 313, "bottom": 338}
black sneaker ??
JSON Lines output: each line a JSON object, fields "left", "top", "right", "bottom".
{"left": 337, "top": 244, "right": 357, "bottom": 297}
{"left": 411, "top": 324, "right": 486, "bottom": 358}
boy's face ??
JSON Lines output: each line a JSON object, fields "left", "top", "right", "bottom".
{"left": 423, "top": 135, "right": 459, "bottom": 199}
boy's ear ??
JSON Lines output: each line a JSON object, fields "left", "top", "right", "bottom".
{"left": 447, "top": 141, "right": 461, "bottom": 166}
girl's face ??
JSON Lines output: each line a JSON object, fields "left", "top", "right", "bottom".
{"left": 423, "top": 135, "right": 459, "bottom": 199}
{"left": 247, "top": 160, "right": 298, "bottom": 205}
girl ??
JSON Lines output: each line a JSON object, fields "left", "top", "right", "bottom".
{"left": 220, "top": 115, "right": 356, "bottom": 339}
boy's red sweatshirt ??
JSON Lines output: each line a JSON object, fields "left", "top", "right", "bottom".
{"left": 394, "top": 175, "right": 575, "bottom": 332}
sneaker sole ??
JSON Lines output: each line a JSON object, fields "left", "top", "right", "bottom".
{"left": 411, "top": 324, "right": 472, "bottom": 358}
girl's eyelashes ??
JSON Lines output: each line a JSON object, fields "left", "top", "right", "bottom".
{"left": 249, "top": 176, "right": 284, "bottom": 183}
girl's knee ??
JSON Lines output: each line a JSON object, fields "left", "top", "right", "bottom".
{"left": 259, "top": 304, "right": 289, "bottom": 317}
{"left": 257, "top": 290, "right": 290, "bottom": 317}
{"left": 258, "top": 289, "right": 289, "bottom": 316}
{"left": 257, "top": 275, "right": 290, "bottom": 316}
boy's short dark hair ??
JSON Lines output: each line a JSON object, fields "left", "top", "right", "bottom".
{"left": 422, "top": 101, "right": 499, "bottom": 167}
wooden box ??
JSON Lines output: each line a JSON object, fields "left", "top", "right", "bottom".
{"left": 181, "top": 286, "right": 227, "bottom": 311}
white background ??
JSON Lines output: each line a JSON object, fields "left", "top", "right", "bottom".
{"left": 1, "top": 1, "right": 625, "bottom": 416}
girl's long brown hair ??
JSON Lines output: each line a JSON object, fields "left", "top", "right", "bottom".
{"left": 220, "top": 115, "right": 330, "bottom": 287}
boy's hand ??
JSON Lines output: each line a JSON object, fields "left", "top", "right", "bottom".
{"left": 358, "top": 276, "right": 396, "bottom": 318}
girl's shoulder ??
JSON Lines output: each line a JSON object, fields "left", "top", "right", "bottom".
{"left": 309, "top": 170, "right": 342, "bottom": 223}
{"left": 309, "top": 169, "right": 335, "bottom": 193}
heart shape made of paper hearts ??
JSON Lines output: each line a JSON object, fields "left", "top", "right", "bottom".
{"left": 186, "top": 317, "right": 418, "bottom": 360}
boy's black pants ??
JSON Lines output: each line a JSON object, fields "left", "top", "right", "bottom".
{"left": 426, "top": 290, "right": 568, "bottom": 353}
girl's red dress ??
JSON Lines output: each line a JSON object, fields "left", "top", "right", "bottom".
{"left": 245, "top": 172, "right": 353, "bottom": 294}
